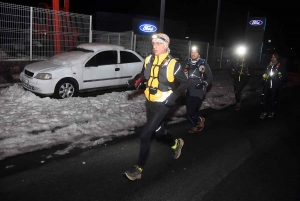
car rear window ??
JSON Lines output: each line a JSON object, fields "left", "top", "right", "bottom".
{"left": 120, "top": 51, "right": 142, "bottom": 63}
{"left": 85, "top": 50, "right": 118, "bottom": 67}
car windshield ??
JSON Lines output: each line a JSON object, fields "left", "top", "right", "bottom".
{"left": 69, "top": 47, "right": 94, "bottom": 53}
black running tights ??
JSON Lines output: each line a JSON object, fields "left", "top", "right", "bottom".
{"left": 261, "top": 85, "right": 279, "bottom": 112}
{"left": 186, "top": 95, "right": 202, "bottom": 126}
{"left": 234, "top": 80, "right": 248, "bottom": 103}
{"left": 137, "top": 101, "right": 175, "bottom": 168}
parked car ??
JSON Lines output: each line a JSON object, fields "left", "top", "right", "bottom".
{"left": 20, "top": 43, "right": 144, "bottom": 99}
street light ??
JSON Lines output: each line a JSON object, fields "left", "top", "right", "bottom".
{"left": 159, "top": 0, "right": 165, "bottom": 32}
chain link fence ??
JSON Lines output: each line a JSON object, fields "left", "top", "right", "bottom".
{"left": 0, "top": 1, "right": 91, "bottom": 61}
{"left": 92, "top": 30, "right": 134, "bottom": 50}
{"left": 133, "top": 35, "right": 211, "bottom": 64}
{"left": 133, "top": 34, "right": 152, "bottom": 58}
{"left": 207, "top": 46, "right": 235, "bottom": 69}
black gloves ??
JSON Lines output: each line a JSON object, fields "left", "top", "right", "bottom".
{"left": 126, "top": 76, "right": 145, "bottom": 89}
{"left": 162, "top": 93, "right": 178, "bottom": 108}
{"left": 126, "top": 79, "right": 135, "bottom": 88}
{"left": 135, "top": 82, "right": 145, "bottom": 89}
{"left": 195, "top": 81, "right": 208, "bottom": 89}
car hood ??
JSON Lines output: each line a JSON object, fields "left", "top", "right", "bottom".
{"left": 48, "top": 51, "right": 93, "bottom": 66}
{"left": 25, "top": 51, "right": 94, "bottom": 73}
{"left": 25, "top": 60, "right": 65, "bottom": 73}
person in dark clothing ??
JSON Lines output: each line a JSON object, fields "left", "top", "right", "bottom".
{"left": 260, "top": 53, "right": 285, "bottom": 119}
{"left": 124, "top": 33, "right": 188, "bottom": 181}
{"left": 184, "top": 46, "right": 213, "bottom": 133}
{"left": 230, "top": 46, "right": 253, "bottom": 111}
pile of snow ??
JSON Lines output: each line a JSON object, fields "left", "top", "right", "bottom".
{"left": 0, "top": 72, "right": 261, "bottom": 160}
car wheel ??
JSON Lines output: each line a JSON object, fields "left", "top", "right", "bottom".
{"left": 54, "top": 79, "right": 78, "bottom": 99}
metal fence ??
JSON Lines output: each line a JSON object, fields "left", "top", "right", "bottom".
{"left": 0, "top": 2, "right": 237, "bottom": 69}
{"left": 0, "top": 1, "right": 91, "bottom": 61}
{"left": 133, "top": 35, "right": 212, "bottom": 65}
{"left": 92, "top": 30, "right": 134, "bottom": 50}
{"left": 207, "top": 46, "right": 235, "bottom": 69}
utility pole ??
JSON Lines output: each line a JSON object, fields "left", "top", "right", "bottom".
{"left": 213, "top": 0, "right": 221, "bottom": 47}
{"left": 213, "top": 0, "right": 221, "bottom": 67}
{"left": 159, "top": 0, "right": 165, "bottom": 32}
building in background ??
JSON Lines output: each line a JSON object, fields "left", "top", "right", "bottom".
{"left": 245, "top": 17, "right": 266, "bottom": 65}
{"left": 92, "top": 12, "right": 187, "bottom": 39}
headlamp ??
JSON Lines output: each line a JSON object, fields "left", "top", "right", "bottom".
{"left": 152, "top": 34, "right": 166, "bottom": 42}
{"left": 236, "top": 46, "right": 246, "bottom": 56}
{"left": 191, "top": 46, "right": 198, "bottom": 51}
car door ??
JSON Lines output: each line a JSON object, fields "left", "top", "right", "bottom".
{"left": 116, "top": 50, "right": 143, "bottom": 85}
{"left": 82, "top": 50, "right": 118, "bottom": 89}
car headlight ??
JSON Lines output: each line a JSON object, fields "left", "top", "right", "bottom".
{"left": 35, "top": 73, "right": 52, "bottom": 80}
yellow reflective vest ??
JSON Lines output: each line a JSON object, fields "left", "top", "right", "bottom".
{"left": 143, "top": 53, "right": 178, "bottom": 102}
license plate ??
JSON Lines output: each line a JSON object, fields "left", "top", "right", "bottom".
{"left": 22, "top": 77, "right": 29, "bottom": 84}
{"left": 21, "top": 77, "right": 34, "bottom": 90}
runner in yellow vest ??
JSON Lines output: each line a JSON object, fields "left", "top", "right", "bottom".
{"left": 125, "top": 33, "right": 188, "bottom": 181}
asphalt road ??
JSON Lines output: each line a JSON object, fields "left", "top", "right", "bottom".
{"left": 0, "top": 84, "right": 299, "bottom": 201}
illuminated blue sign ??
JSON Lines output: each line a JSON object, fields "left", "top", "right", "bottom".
{"left": 249, "top": 20, "right": 263, "bottom": 26}
{"left": 139, "top": 24, "right": 157, "bottom": 33}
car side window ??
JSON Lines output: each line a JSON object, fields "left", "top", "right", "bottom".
{"left": 85, "top": 56, "right": 97, "bottom": 67}
{"left": 85, "top": 50, "right": 117, "bottom": 67}
{"left": 96, "top": 51, "right": 117, "bottom": 66}
{"left": 120, "top": 51, "right": 142, "bottom": 63}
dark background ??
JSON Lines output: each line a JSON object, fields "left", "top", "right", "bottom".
{"left": 1, "top": 0, "right": 298, "bottom": 58}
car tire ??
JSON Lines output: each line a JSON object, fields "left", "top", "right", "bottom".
{"left": 54, "top": 79, "right": 78, "bottom": 99}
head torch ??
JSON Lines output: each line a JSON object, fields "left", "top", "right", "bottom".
{"left": 152, "top": 34, "right": 167, "bottom": 42}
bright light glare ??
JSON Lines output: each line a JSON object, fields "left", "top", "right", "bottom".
{"left": 192, "top": 46, "right": 197, "bottom": 51}
{"left": 236, "top": 46, "right": 246, "bottom": 56}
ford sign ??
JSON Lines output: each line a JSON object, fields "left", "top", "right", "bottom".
{"left": 249, "top": 20, "right": 263, "bottom": 26}
{"left": 139, "top": 24, "right": 157, "bottom": 33}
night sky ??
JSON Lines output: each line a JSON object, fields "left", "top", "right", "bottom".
{"left": 2, "top": 0, "right": 299, "bottom": 57}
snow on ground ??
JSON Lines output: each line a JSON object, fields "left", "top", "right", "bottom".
{"left": 0, "top": 71, "right": 261, "bottom": 160}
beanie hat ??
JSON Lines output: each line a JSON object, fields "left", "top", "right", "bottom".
{"left": 152, "top": 33, "right": 170, "bottom": 48}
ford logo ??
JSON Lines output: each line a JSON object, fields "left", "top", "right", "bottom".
{"left": 139, "top": 24, "right": 157, "bottom": 33}
{"left": 249, "top": 20, "right": 263, "bottom": 26}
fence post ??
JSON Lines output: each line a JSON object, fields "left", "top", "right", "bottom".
{"left": 206, "top": 43, "right": 209, "bottom": 64}
{"left": 220, "top": 47, "right": 223, "bottom": 69}
{"left": 118, "top": 33, "right": 120, "bottom": 45}
{"left": 30, "top": 7, "right": 33, "bottom": 61}
{"left": 53, "top": 4, "right": 61, "bottom": 54}
{"left": 133, "top": 34, "right": 136, "bottom": 52}
{"left": 89, "top": 16, "right": 92, "bottom": 43}
{"left": 188, "top": 41, "right": 191, "bottom": 60}
{"left": 130, "top": 31, "right": 134, "bottom": 50}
